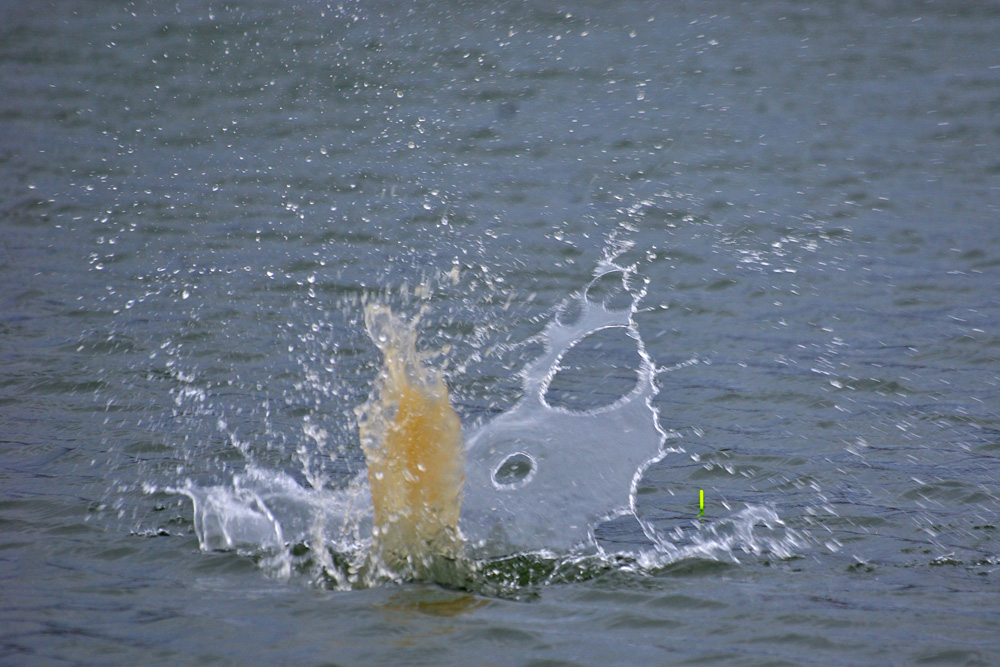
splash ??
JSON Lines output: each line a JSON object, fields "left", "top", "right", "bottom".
{"left": 460, "top": 258, "right": 668, "bottom": 556}
{"left": 158, "top": 251, "right": 807, "bottom": 593}
{"left": 351, "top": 257, "right": 669, "bottom": 569}
{"left": 355, "top": 304, "right": 465, "bottom": 574}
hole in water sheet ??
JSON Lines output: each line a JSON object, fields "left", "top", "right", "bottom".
{"left": 545, "top": 327, "right": 641, "bottom": 411}
{"left": 585, "top": 271, "right": 632, "bottom": 311}
{"left": 556, "top": 297, "right": 583, "bottom": 326}
{"left": 492, "top": 452, "right": 536, "bottom": 490}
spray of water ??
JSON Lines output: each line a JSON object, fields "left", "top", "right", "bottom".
{"left": 158, "top": 247, "right": 808, "bottom": 594}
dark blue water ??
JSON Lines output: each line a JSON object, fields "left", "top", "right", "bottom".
{"left": 3, "top": 1, "right": 999, "bottom": 664}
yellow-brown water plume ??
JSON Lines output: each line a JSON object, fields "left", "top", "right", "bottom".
{"left": 355, "top": 304, "right": 465, "bottom": 575}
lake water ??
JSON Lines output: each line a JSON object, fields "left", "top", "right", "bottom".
{"left": 3, "top": 0, "right": 999, "bottom": 664}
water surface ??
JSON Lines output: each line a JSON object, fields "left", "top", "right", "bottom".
{"left": 3, "top": 1, "right": 999, "bottom": 664}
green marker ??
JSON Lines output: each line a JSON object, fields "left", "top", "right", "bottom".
{"left": 698, "top": 489, "right": 705, "bottom": 518}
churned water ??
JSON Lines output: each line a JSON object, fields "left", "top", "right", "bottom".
{"left": 3, "top": 1, "right": 999, "bottom": 664}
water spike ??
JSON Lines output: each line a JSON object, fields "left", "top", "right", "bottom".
{"left": 355, "top": 304, "right": 465, "bottom": 576}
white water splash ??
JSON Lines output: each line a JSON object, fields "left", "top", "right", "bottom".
{"left": 460, "top": 258, "right": 670, "bottom": 556}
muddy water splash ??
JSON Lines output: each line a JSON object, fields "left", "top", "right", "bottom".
{"left": 355, "top": 304, "right": 465, "bottom": 574}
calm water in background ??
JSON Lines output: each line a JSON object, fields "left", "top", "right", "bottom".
{"left": 3, "top": 0, "right": 1000, "bottom": 664}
